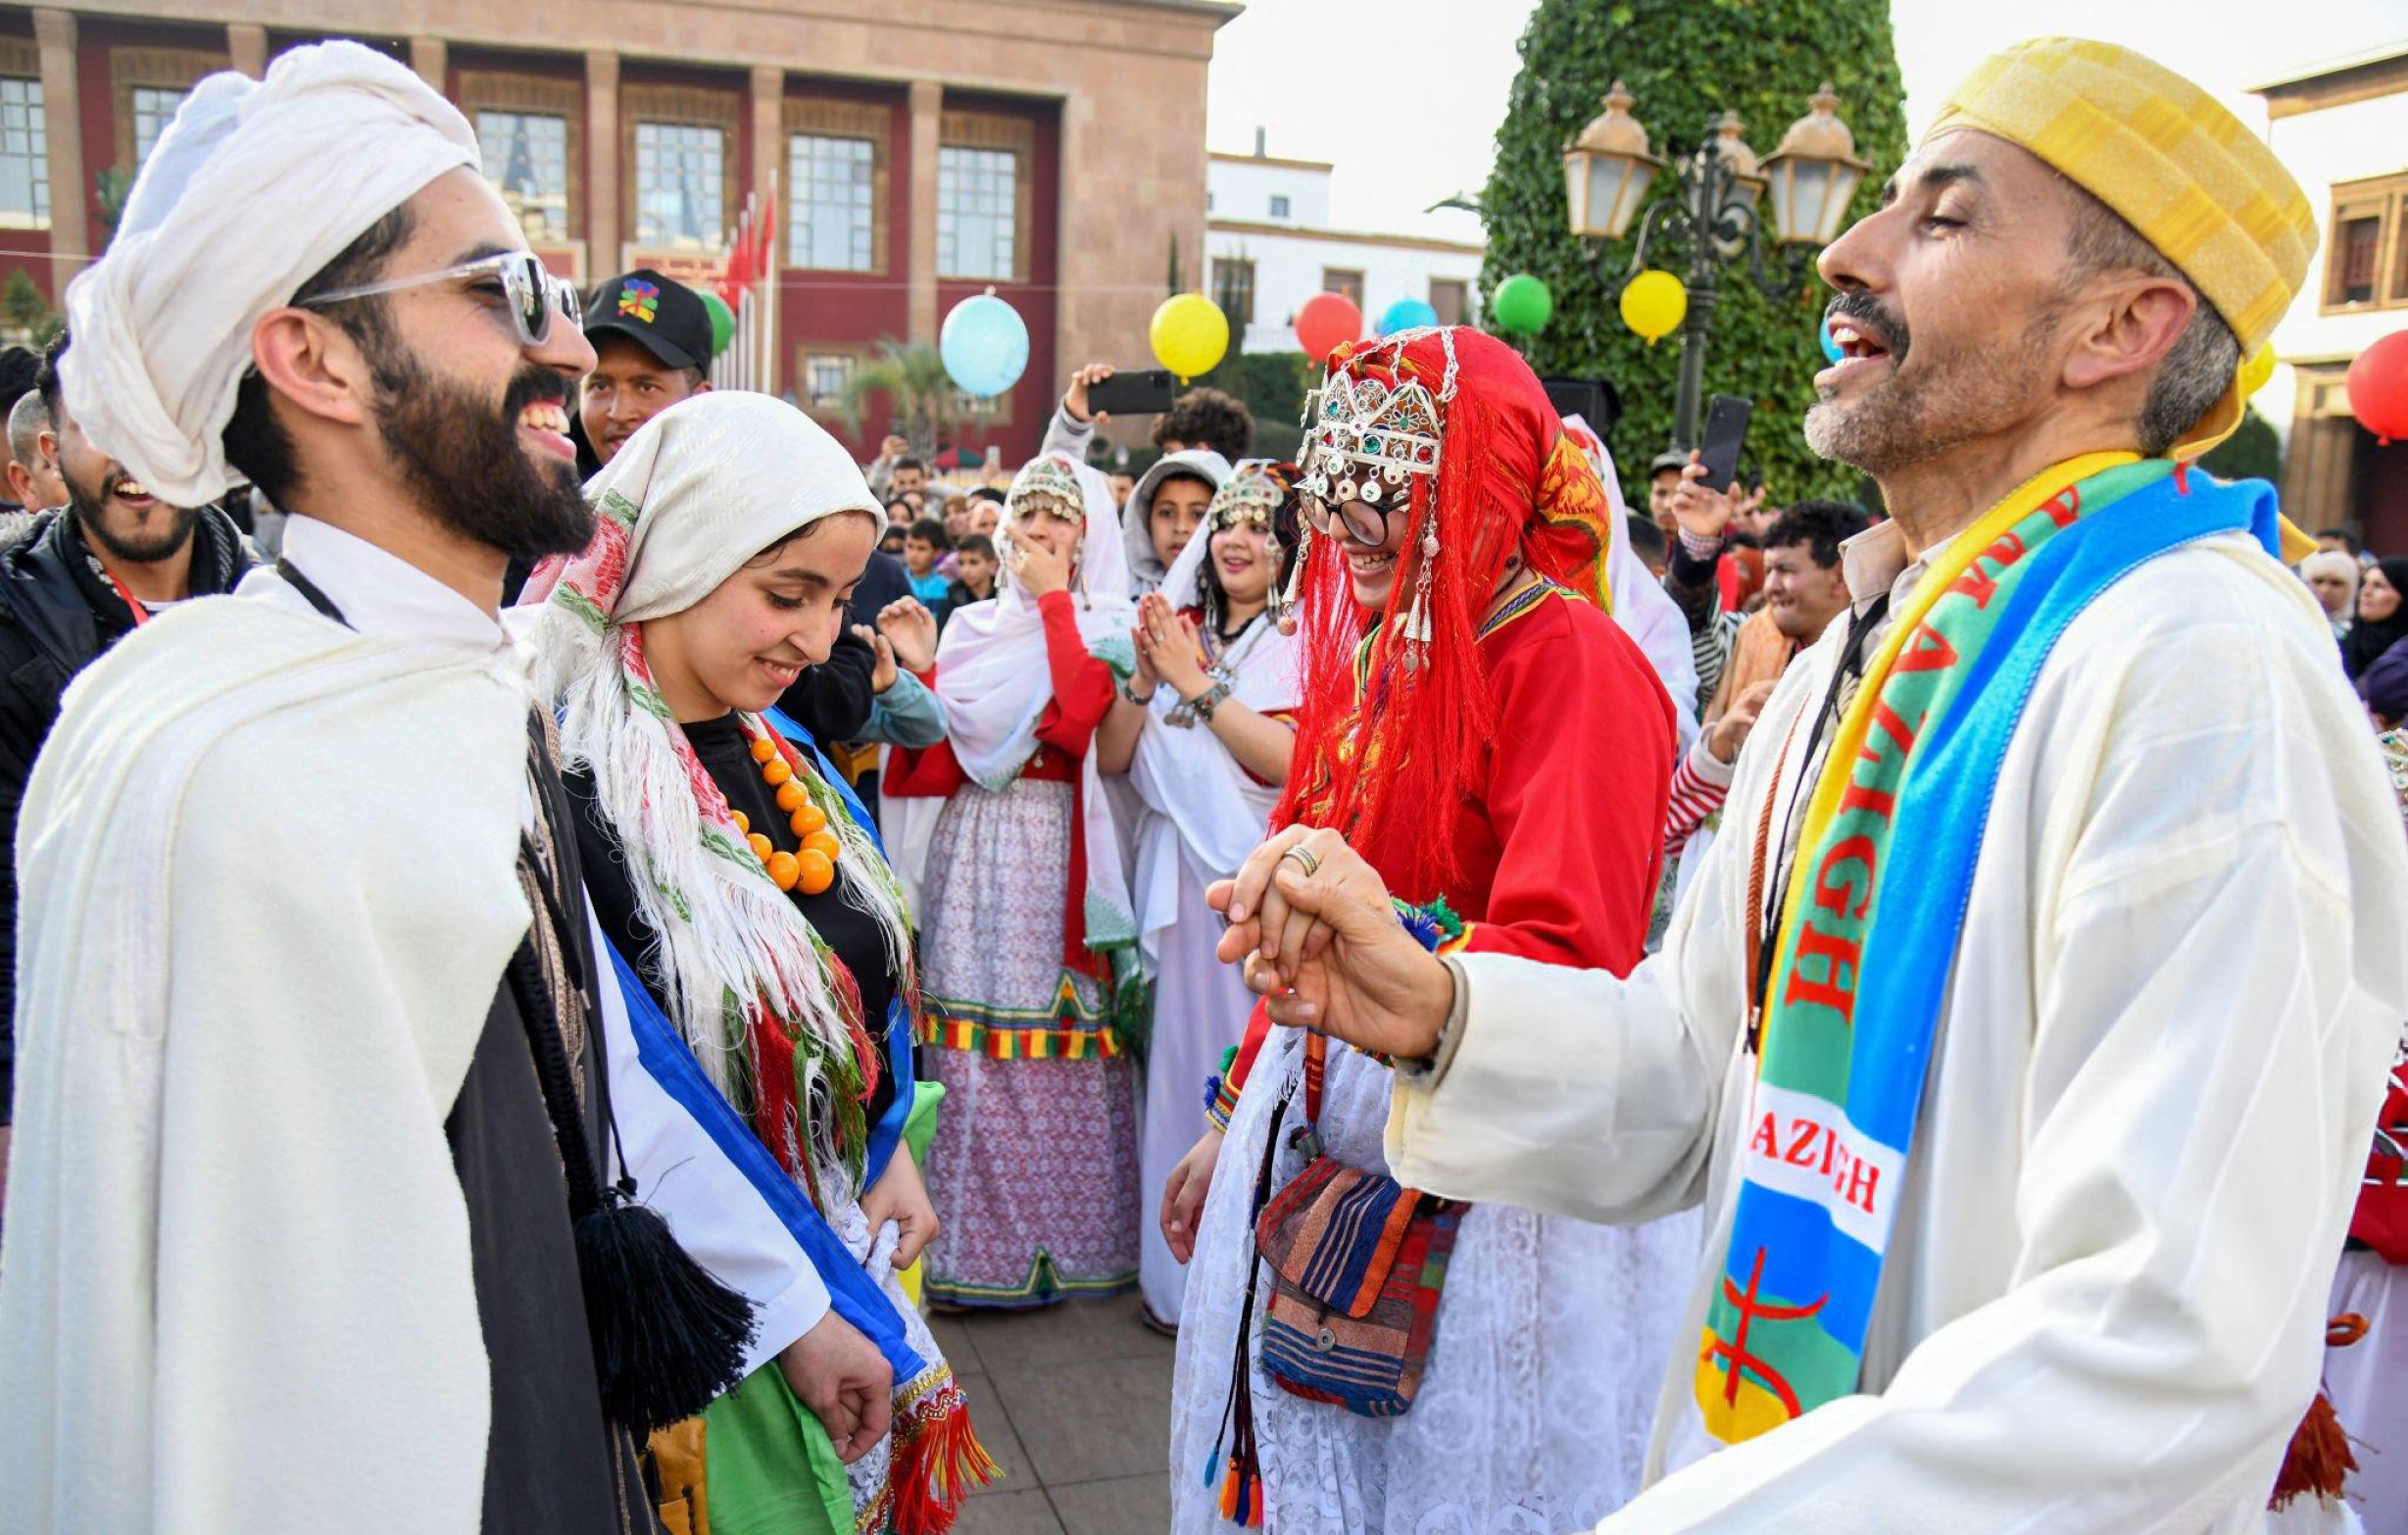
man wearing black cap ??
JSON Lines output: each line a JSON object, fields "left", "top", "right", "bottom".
{"left": 578, "top": 268, "right": 713, "bottom": 469}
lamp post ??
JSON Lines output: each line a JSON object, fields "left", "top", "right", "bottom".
{"left": 1564, "top": 81, "right": 1871, "bottom": 450}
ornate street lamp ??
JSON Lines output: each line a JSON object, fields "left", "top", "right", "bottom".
{"left": 1563, "top": 81, "right": 1868, "bottom": 448}
{"left": 1760, "top": 84, "right": 1873, "bottom": 246}
{"left": 1563, "top": 81, "right": 1663, "bottom": 242}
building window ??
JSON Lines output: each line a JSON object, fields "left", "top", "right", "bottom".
{"left": 937, "top": 145, "right": 1016, "bottom": 281}
{"left": 1269, "top": 194, "right": 1290, "bottom": 220}
{"left": 0, "top": 77, "right": 45, "bottom": 228}
{"left": 1322, "top": 268, "right": 1365, "bottom": 307}
{"left": 634, "top": 121, "right": 725, "bottom": 251}
{"left": 1212, "top": 258, "right": 1255, "bottom": 330}
{"left": 131, "top": 86, "right": 187, "bottom": 172}
{"left": 801, "top": 352, "right": 857, "bottom": 411}
{"left": 2323, "top": 174, "right": 2408, "bottom": 315}
{"left": 954, "top": 386, "right": 1008, "bottom": 421}
{"left": 478, "top": 110, "right": 570, "bottom": 244}
{"left": 790, "top": 134, "right": 874, "bottom": 272}
{"left": 1429, "top": 278, "right": 1468, "bottom": 326}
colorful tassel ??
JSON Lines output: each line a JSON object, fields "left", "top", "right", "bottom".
{"left": 888, "top": 1370, "right": 1000, "bottom": 1534}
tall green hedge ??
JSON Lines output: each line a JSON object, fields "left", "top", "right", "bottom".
{"left": 1482, "top": 0, "right": 1908, "bottom": 507}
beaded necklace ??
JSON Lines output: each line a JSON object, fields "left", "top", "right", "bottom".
{"left": 732, "top": 733, "right": 846, "bottom": 895}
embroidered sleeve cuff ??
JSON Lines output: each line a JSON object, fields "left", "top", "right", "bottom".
{"left": 1203, "top": 1044, "right": 1242, "bottom": 1132}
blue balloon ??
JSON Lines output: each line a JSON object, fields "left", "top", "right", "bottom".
{"left": 1378, "top": 297, "right": 1442, "bottom": 337}
{"left": 1819, "top": 313, "right": 1844, "bottom": 365}
{"left": 940, "top": 293, "right": 1030, "bottom": 399}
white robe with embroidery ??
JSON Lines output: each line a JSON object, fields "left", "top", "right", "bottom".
{"left": 1386, "top": 524, "right": 2408, "bottom": 1533}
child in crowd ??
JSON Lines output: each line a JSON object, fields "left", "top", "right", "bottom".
{"left": 904, "top": 517, "right": 953, "bottom": 603}
{"left": 886, "top": 496, "right": 917, "bottom": 528}
{"left": 879, "top": 524, "right": 908, "bottom": 557}
{"left": 946, "top": 533, "right": 999, "bottom": 619}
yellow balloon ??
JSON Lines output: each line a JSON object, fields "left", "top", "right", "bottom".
{"left": 1151, "top": 292, "right": 1231, "bottom": 381}
{"left": 2239, "top": 341, "right": 2276, "bottom": 397}
{"left": 1620, "top": 269, "right": 1688, "bottom": 346}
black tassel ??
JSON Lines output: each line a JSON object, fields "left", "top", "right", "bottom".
{"left": 574, "top": 1176, "right": 759, "bottom": 1435}
{"left": 503, "top": 931, "right": 761, "bottom": 1436}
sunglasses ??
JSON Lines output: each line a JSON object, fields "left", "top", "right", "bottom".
{"left": 299, "top": 251, "right": 584, "bottom": 348}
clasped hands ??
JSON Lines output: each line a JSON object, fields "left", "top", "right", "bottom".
{"left": 1205, "top": 825, "right": 1454, "bottom": 1063}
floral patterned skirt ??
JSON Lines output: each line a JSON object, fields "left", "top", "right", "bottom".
{"left": 919, "top": 777, "right": 1140, "bottom": 1307}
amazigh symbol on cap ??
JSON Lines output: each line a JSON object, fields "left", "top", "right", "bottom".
{"left": 618, "top": 278, "right": 660, "bottom": 323}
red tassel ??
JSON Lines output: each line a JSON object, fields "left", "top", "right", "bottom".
{"left": 751, "top": 1005, "right": 804, "bottom": 1181}
{"left": 2269, "top": 1313, "right": 2368, "bottom": 1511}
{"left": 888, "top": 1379, "right": 999, "bottom": 1535}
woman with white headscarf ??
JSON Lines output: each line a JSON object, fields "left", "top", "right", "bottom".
{"left": 522, "top": 392, "right": 991, "bottom": 1534}
{"left": 2300, "top": 549, "right": 2360, "bottom": 645}
{"left": 884, "top": 451, "right": 1145, "bottom": 1309}
{"left": 1095, "top": 460, "right": 1302, "bottom": 1331}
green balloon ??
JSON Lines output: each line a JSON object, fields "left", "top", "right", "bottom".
{"left": 1493, "top": 272, "right": 1553, "bottom": 334}
{"left": 700, "top": 290, "right": 736, "bottom": 358}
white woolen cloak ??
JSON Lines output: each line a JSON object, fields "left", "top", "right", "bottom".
{"left": 1388, "top": 526, "right": 2408, "bottom": 1533}
{"left": 0, "top": 595, "right": 532, "bottom": 1532}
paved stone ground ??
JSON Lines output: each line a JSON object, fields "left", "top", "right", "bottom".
{"left": 937, "top": 1292, "right": 1180, "bottom": 1534}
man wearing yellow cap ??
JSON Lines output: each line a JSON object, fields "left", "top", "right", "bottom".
{"left": 1204, "top": 37, "right": 2408, "bottom": 1531}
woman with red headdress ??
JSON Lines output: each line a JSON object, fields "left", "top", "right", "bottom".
{"left": 1162, "top": 328, "right": 1700, "bottom": 1531}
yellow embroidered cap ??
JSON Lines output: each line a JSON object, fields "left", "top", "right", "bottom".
{"left": 1927, "top": 37, "right": 2317, "bottom": 466}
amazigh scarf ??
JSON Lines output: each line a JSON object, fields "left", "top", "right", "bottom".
{"left": 521, "top": 390, "right": 912, "bottom": 1199}
{"left": 1128, "top": 462, "right": 1302, "bottom": 971}
{"left": 1695, "top": 452, "right": 2286, "bottom": 1444}
{"left": 899, "top": 452, "right": 1143, "bottom": 1050}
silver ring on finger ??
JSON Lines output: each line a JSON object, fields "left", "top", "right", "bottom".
{"left": 1282, "top": 846, "right": 1322, "bottom": 878}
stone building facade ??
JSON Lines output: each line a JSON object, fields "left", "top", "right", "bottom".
{"left": 0, "top": 0, "right": 1235, "bottom": 458}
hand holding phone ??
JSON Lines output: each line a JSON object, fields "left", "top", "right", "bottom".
{"left": 1695, "top": 394, "right": 1752, "bottom": 494}
{"left": 1087, "top": 370, "right": 1178, "bottom": 418}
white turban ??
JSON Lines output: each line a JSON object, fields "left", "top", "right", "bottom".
{"left": 59, "top": 40, "right": 478, "bottom": 508}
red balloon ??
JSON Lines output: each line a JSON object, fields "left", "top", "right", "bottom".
{"left": 1295, "top": 291, "right": 1364, "bottom": 364}
{"left": 2348, "top": 328, "right": 2408, "bottom": 445}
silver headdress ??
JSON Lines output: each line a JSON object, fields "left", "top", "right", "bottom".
{"left": 1288, "top": 328, "right": 1461, "bottom": 656}
{"left": 1006, "top": 453, "right": 1087, "bottom": 525}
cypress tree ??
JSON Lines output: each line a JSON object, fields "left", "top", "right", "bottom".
{"left": 1482, "top": 0, "right": 1908, "bottom": 506}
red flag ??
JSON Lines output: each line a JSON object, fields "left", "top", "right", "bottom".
{"left": 718, "top": 217, "right": 758, "bottom": 307}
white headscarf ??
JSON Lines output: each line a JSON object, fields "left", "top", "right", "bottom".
{"left": 60, "top": 41, "right": 480, "bottom": 509}
{"left": 522, "top": 392, "right": 905, "bottom": 1175}
{"left": 1127, "top": 463, "right": 1301, "bottom": 968}
{"left": 928, "top": 450, "right": 1140, "bottom": 954}
{"left": 2301, "top": 549, "right": 2361, "bottom": 624}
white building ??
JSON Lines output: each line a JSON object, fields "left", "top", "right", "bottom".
{"left": 2252, "top": 42, "right": 2408, "bottom": 552}
{"left": 1204, "top": 142, "right": 1486, "bottom": 355}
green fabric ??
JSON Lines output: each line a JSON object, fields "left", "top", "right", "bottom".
{"left": 904, "top": 1079, "right": 945, "bottom": 1166}
{"left": 702, "top": 1363, "right": 853, "bottom": 1535}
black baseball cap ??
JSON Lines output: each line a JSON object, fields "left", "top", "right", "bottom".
{"left": 1648, "top": 449, "right": 1691, "bottom": 477}
{"left": 585, "top": 269, "right": 712, "bottom": 372}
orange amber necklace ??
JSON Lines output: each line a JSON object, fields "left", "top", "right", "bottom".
{"left": 732, "top": 734, "right": 845, "bottom": 895}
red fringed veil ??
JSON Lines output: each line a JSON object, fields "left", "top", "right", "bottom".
{"left": 1275, "top": 327, "right": 1622, "bottom": 901}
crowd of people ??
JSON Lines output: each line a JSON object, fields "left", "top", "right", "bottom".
{"left": 0, "top": 30, "right": 2402, "bottom": 1535}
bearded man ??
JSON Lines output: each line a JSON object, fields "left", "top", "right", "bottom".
{"left": 0, "top": 43, "right": 689, "bottom": 1532}
{"left": 1214, "top": 38, "right": 2408, "bottom": 1531}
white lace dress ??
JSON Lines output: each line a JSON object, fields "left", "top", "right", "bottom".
{"left": 1168, "top": 1026, "right": 1703, "bottom": 1533}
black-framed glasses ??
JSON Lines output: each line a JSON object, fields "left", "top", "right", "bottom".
{"left": 1302, "top": 491, "right": 1401, "bottom": 547}
{"left": 299, "top": 251, "right": 583, "bottom": 348}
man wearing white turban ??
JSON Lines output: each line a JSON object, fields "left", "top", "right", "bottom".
{"left": 0, "top": 40, "right": 664, "bottom": 1533}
